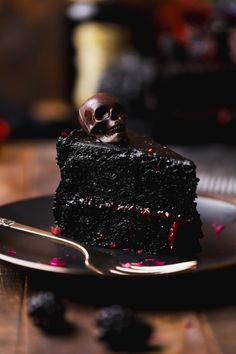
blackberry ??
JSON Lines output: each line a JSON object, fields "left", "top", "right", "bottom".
{"left": 28, "top": 291, "right": 67, "bottom": 333}
{"left": 95, "top": 305, "right": 152, "bottom": 351}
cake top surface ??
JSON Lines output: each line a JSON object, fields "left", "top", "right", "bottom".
{"left": 66, "top": 129, "right": 186, "bottom": 162}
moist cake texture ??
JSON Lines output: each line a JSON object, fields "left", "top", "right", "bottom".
{"left": 53, "top": 126, "right": 202, "bottom": 255}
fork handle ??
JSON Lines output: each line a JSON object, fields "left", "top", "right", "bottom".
{"left": 0, "top": 217, "right": 89, "bottom": 261}
{"left": 0, "top": 217, "right": 54, "bottom": 237}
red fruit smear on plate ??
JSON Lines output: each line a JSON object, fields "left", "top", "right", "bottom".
{"left": 121, "top": 262, "right": 144, "bottom": 267}
{"left": 49, "top": 257, "right": 66, "bottom": 267}
{"left": 212, "top": 223, "right": 225, "bottom": 234}
{"left": 131, "top": 262, "right": 144, "bottom": 267}
{"left": 51, "top": 226, "right": 61, "bottom": 236}
{"left": 153, "top": 260, "right": 166, "bottom": 266}
{"left": 121, "top": 260, "right": 166, "bottom": 268}
{"left": 145, "top": 258, "right": 166, "bottom": 266}
{"left": 136, "top": 249, "right": 144, "bottom": 254}
{"left": 121, "top": 263, "right": 132, "bottom": 268}
{"left": 7, "top": 249, "right": 16, "bottom": 255}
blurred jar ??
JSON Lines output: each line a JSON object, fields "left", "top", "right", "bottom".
{"left": 66, "top": 0, "right": 133, "bottom": 107}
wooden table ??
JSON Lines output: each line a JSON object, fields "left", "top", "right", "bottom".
{"left": 0, "top": 141, "right": 236, "bottom": 354}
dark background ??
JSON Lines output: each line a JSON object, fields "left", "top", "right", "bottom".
{"left": 0, "top": 0, "right": 236, "bottom": 143}
{"left": 0, "top": 0, "right": 67, "bottom": 105}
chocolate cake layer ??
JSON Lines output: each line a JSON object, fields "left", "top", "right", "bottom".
{"left": 53, "top": 129, "right": 202, "bottom": 255}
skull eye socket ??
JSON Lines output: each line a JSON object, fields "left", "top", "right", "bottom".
{"left": 95, "top": 105, "right": 110, "bottom": 121}
{"left": 113, "top": 103, "right": 126, "bottom": 115}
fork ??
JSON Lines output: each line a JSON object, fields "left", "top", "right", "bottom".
{"left": 0, "top": 218, "right": 197, "bottom": 276}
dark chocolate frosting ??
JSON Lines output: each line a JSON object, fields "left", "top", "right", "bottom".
{"left": 74, "top": 128, "right": 185, "bottom": 161}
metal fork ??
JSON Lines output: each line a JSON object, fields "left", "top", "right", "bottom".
{"left": 0, "top": 218, "right": 197, "bottom": 276}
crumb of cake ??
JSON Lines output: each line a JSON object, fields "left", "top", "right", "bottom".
{"left": 121, "top": 262, "right": 132, "bottom": 268}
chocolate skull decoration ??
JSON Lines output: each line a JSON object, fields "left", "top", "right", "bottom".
{"left": 79, "top": 93, "right": 128, "bottom": 144}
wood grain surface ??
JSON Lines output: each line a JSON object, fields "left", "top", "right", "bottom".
{"left": 0, "top": 141, "right": 236, "bottom": 354}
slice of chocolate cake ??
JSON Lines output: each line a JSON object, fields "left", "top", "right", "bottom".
{"left": 53, "top": 93, "right": 202, "bottom": 255}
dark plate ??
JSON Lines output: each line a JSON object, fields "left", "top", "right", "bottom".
{"left": 0, "top": 195, "right": 236, "bottom": 277}
{"left": 1, "top": 195, "right": 236, "bottom": 308}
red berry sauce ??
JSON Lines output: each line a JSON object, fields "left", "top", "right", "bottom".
{"left": 51, "top": 226, "right": 61, "bottom": 236}
{"left": 7, "top": 249, "right": 16, "bottom": 255}
{"left": 168, "top": 221, "right": 180, "bottom": 249}
{"left": 212, "top": 223, "right": 225, "bottom": 234}
{"left": 136, "top": 249, "right": 144, "bottom": 255}
{"left": 49, "top": 257, "right": 66, "bottom": 267}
